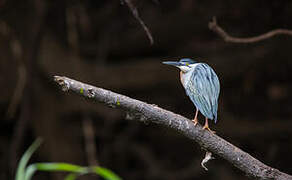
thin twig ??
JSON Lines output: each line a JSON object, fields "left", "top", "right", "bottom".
{"left": 6, "top": 63, "right": 26, "bottom": 119}
{"left": 209, "top": 16, "right": 292, "bottom": 43}
{"left": 82, "top": 115, "right": 99, "bottom": 166}
{"left": 0, "top": 21, "right": 26, "bottom": 120}
{"left": 66, "top": 6, "right": 79, "bottom": 51}
{"left": 54, "top": 76, "right": 292, "bottom": 180}
{"left": 123, "top": 0, "right": 154, "bottom": 45}
{"left": 1, "top": 24, "right": 26, "bottom": 119}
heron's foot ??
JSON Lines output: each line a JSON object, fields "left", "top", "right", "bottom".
{"left": 202, "top": 124, "right": 216, "bottom": 134}
{"left": 192, "top": 118, "right": 198, "bottom": 126}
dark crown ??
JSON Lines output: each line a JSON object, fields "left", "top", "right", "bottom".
{"left": 179, "top": 58, "right": 196, "bottom": 64}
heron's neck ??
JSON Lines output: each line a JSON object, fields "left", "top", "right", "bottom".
{"left": 180, "top": 70, "right": 193, "bottom": 88}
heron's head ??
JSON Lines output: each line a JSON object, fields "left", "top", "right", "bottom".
{"left": 163, "top": 58, "right": 197, "bottom": 73}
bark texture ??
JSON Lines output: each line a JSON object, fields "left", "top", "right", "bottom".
{"left": 54, "top": 75, "right": 292, "bottom": 180}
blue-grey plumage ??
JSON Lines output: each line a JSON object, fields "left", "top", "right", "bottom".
{"left": 163, "top": 58, "right": 220, "bottom": 132}
{"left": 185, "top": 63, "right": 220, "bottom": 123}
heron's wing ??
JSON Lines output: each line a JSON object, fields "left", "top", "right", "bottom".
{"left": 185, "top": 63, "right": 220, "bottom": 122}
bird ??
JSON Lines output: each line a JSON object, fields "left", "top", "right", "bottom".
{"left": 163, "top": 58, "right": 220, "bottom": 133}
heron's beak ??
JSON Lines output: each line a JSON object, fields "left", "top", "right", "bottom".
{"left": 162, "top": 61, "right": 181, "bottom": 67}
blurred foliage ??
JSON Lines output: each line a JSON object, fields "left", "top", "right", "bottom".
{"left": 15, "top": 139, "right": 122, "bottom": 180}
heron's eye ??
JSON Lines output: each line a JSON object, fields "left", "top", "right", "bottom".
{"left": 185, "top": 62, "right": 191, "bottom": 68}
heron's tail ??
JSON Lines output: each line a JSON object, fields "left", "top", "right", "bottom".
{"left": 214, "top": 114, "right": 218, "bottom": 123}
{"left": 212, "top": 104, "right": 218, "bottom": 123}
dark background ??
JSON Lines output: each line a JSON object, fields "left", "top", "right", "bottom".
{"left": 1, "top": 0, "right": 292, "bottom": 179}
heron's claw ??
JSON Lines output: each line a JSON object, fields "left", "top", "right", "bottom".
{"left": 202, "top": 125, "right": 215, "bottom": 134}
{"left": 192, "top": 118, "right": 198, "bottom": 125}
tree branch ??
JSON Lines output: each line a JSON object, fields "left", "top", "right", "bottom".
{"left": 54, "top": 75, "right": 292, "bottom": 180}
{"left": 123, "top": 0, "right": 154, "bottom": 45}
{"left": 209, "top": 17, "right": 292, "bottom": 43}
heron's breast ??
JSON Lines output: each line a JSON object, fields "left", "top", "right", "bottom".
{"left": 180, "top": 70, "right": 193, "bottom": 88}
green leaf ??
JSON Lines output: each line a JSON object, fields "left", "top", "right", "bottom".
{"left": 25, "top": 163, "right": 122, "bottom": 180}
{"left": 15, "top": 138, "right": 122, "bottom": 180}
{"left": 32, "top": 163, "right": 88, "bottom": 173}
{"left": 64, "top": 173, "right": 78, "bottom": 180}
{"left": 24, "top": 165, "right": 37, "bottom": 180}
{"left": 91, "top": 166, "right": 122, "bottom": 180}
{"left": 15, "top": 138, "right": 42, "bottom": 180}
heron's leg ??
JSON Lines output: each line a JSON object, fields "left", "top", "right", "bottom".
{"left": 192, "top": 109, "right": 199, "bottom": 125}
{"left": 202, "top": 118, "right": 215, "bottom": 133}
